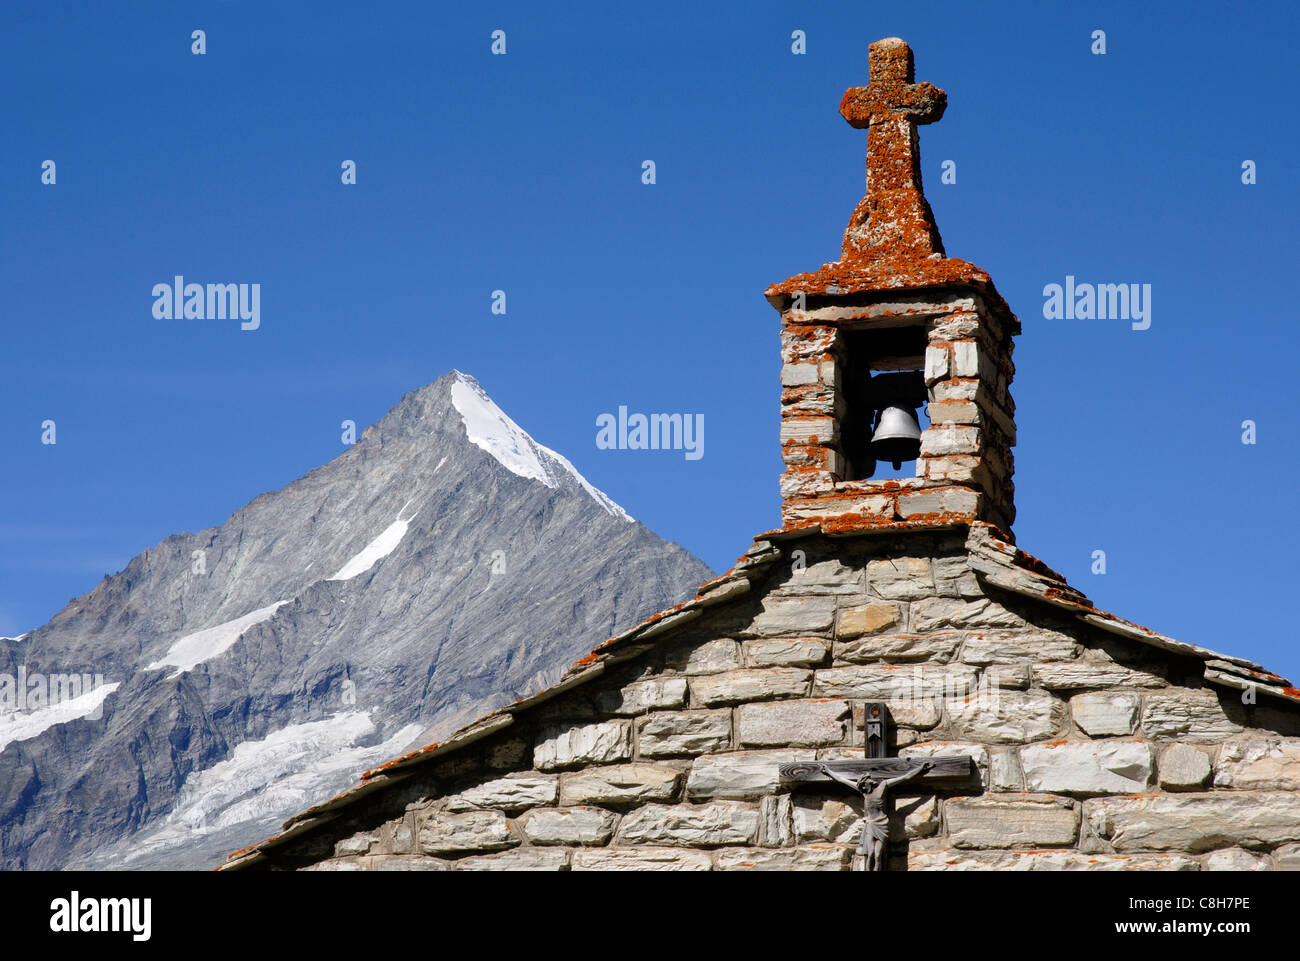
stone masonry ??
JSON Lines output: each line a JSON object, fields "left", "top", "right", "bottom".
{"left": 222, "top": 524, "right": 1300, "bottom": 872}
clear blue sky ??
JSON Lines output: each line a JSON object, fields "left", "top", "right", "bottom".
{"left": 3, "top": 2, "right": 1297, "bottom": 679}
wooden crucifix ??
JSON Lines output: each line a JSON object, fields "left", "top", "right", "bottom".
{"left": 837, "top": 37, "right": 948, "bottom": 264}
{"left": 779, "top": 703, "right": 976, "bottom": 871}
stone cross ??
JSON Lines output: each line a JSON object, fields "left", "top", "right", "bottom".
{"left": 837, "top": 37, "right": 947, "bottom": 263}
{"left": 779, "top": 703, "right": 975, "bottom": 871}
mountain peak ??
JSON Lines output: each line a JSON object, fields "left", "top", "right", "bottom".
{"left": 447, "top": 371, "right": 632, "bottom": 522}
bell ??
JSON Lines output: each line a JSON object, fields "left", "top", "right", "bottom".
{"left": 869, "top": 405, "right": 922, "bottom": 469}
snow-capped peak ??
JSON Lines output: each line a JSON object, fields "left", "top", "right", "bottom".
{"left": 448, "top": 371, "right": 632, "bottom": 522}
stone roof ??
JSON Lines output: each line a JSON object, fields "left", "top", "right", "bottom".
{"left": 220, "top": 520, "right": 1296, "bottom": 870}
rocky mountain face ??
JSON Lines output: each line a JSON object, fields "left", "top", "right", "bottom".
{"left": 0, "top": 371, "right": 712, "bottom": 870}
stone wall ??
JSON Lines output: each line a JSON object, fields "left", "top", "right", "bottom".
{"left": 257, "top": 532, "right": 1300, "bottom": 871}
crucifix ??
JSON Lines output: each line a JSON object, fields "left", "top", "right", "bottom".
{"left": 779, "top": 703, "right": 976, "bottom": 871}
{"left": 837, "top": 37, "right": 948, "bottom": 264}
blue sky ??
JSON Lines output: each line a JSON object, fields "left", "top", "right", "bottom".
{"left": 3, "top": 2, "right": 1297, "bottom": 680}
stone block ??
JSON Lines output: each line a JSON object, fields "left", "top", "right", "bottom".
{"left": 908, "top": 850, "right": 1198, "bottom": 871}
{"left": 638, "top": 710, "right": 732, "bottom": 757}
{"left": 685, "top": 750, "right": 804, "bottom": 799}
{"left": 520, "top": 807, "right": 619, "bottom": 846}
{"left": 1141, "top": 691, "right": 1243, "bottom": 740}
{"left": 454, "top": 849, "right": 570, "bottom": 871}
{"left": 1214, "top": 740, "right": 1300, "bottom": 790}
{"left": 864, "top": 558, "right": 935, "bottom": 600}
{"left": 559, "top": 763, "right": 682, "bottom": 805}
{"left": 1034, "top": 660, "right": 1165, "bottom": 690}
{"left": 833, "top": 631, "right": 962, "bottom": 664}
{"left": 1204, "top": 848, "right": 1269, "bottom": 871}
{"left": 748, "top": 596, "right": 837, "bottom": 636}
{"left": 813, "top": 663, "right": 979, "bottom": 700}
{"left": 570, "top": 847, "right": 712, "bottom": 871}
{"left": 595, "top": 677, "right": 689, "bottom": 716}
{"left": 792, "top": 795, "right": 859, "bottom": 843}
{"left": 736, "top": 699, "right": 850, "bottom": 747}
{"left": 615, "top": 801, "right": 760, "bottom": 847}
{"left": 1086, "top": 793, "right": 1300, "bottom": 853}
{"left": 744, "top": 637, "right": 830, "bottom": 668}
{"left": 1020, "top": 740, "right": 1152, "bottom": 795}
{"left": 911, "top": 597, "right": 1022, "bottom": 631}
{"left": 691, "top": 668, "right": 811, "bottom": 706}
{"left": 417, "top": 810, "right": 518, "bottom": 855}
{"left": 534, "top": 720, "right": 632, "bottom": 770}
{"left": 896, "top": 487, "right": 979, "bottom": 519}
{"left": 947, "top": 690, "right": 1065, "bottom": 743}
{"left": 835, "top": 602, "right": 902, "bottom": 638}
{"left": 946, "top": 795, "right": 1079, "bottom": 849}
{"left": 714, "top": 846, "right": 852, "bottom": 871}
{"left": 960, "top": 630, "right": 1080, "bottom": 666}
{"left": 442, "top": 775, "right": 558, "bottom": 814}
{"left": 1070, "top": 693, "right": 1139, "bottom": 737}
{"left": 663, "top": 638, "right": 742, "bottom": 675}
{"left": 1158, "top": 743, "right": 1211, "bottom": 791}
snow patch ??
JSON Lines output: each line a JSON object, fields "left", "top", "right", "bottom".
{"left": 146, "top": 601, "right": 290, "bottom": 676}
{"left": 0, "top": 682, "right": 121, "bottom": 753}
{"left": 450, "top": 372, "right": 632, "bottom": 521}
{"left": 121, "top": 713, "right": 424, "bottom": 859}
{"left": 327, "top": 500, "right": 416, "bottom": 581}
{"left": 0, "top": 633, "right": 28, "bottom": 643}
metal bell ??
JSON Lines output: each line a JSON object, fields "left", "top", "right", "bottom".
{"left": 869, "top": 405, "right": 922, "bottom": 469}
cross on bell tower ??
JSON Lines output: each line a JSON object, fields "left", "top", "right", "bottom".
{"left": 838, "top": 37, "right": 947, "bottom": 263}
{"left": 765, "top": 38, "right": 1022, "bottom": 539}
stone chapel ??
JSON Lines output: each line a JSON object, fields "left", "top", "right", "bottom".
{"left": 222, "top": 37, "right": 1300, "bottom": 872}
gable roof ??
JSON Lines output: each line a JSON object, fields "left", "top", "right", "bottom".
{"left": 220, "top": 520, "right": 1296, "bottom": 870}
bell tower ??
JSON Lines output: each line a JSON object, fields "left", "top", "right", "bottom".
{"left": 766, "top": 37, "right": 1021, "bottom": 539}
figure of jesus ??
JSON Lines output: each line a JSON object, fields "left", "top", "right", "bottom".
{"left": 820, "top": 761, "right": 933, "bottom": 872}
